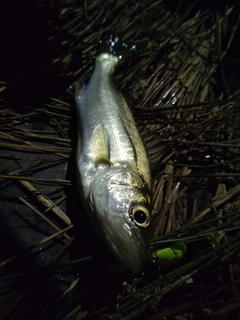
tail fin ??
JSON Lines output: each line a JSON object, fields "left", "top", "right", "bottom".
{"left": 97, "top": 32, "right": 139, "bottom": 63}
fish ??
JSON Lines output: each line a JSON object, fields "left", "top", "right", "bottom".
{"left": 75, "top": 33, "right": 152, "bottom": 273}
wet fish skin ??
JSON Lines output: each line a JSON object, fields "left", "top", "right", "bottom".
{"left": 75, "top": 34, "right": 151, "bottom": 273}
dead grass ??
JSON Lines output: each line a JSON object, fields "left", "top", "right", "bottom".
{"left": 0, "top": 0, "right": 240, "bottom": 319}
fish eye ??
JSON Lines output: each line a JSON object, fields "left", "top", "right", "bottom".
{"left": 130, "top": 205, "right": 150, "bottom": 228}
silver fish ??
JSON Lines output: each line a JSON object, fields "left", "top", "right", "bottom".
{"left": 75, "top": 34, "right": 151, "bottom": 273}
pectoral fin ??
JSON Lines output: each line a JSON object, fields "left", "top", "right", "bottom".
{"left": 90, "top": 124, "right": 110, "bottom": 165}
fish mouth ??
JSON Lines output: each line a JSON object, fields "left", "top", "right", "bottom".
{"left": 117, "top": 240, "right": 149, "bottom": 273}
{"left": 103, "top": 218, "right": 149, "bottom": 273}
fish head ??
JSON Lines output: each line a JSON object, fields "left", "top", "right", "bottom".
{"left": 88, "top": 166, "right": 151, "bottom": 273}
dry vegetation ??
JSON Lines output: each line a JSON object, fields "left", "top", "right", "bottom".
{"left": 0, "top": 0, "right": 240, "bottom": 319}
